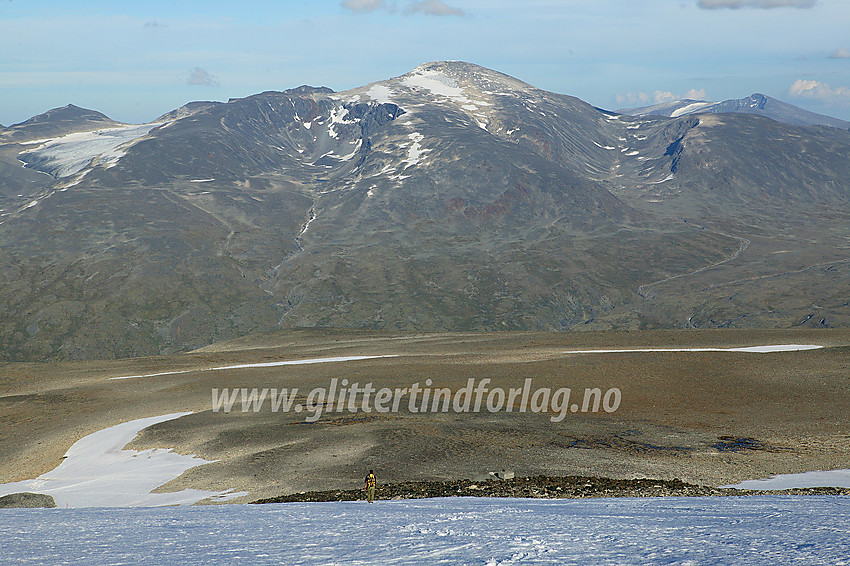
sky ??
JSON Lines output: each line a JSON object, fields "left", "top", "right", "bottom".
{"left": 1, "top": 0, "right": 849, "bottom": 125}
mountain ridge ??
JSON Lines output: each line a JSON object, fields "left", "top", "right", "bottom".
{"left": 618, "top": 92, "right": 850, "bottom": 130}
{"left": 1, "top": 61, "right": 849, "bottom": 361}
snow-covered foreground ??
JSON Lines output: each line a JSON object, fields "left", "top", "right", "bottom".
{"left": 1, "top": 496, "right": 847, "bottom": 565}
{"left": 0, "top": 413, "right": 246, "bottom": 507}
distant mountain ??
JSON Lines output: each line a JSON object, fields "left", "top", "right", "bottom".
{"left": 155, "top": 101, "right": 223, "bottom": 123}
{"left": 2, "top": 62, "right": 849, "bottom": 361}
{"left": 4, "top": 104, "right": 120, "bottom": 141}
{"left": 619, "top": 93, "right": 850, "bottom": 130}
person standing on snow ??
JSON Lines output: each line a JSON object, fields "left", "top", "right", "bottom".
{"left": 364, "top": 470, "right": 376, "bottom": 503}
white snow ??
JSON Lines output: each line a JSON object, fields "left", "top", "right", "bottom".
{"left": 1, "top": 496, "right": 848, "bottom": 564}
{"left": 563, "top": 344, "right": 823, "bottom": 355}
{"left": 18, "top": 123, "right": 159, "bottom": 178}
{"left": 329, "top": 106, "right": 352, "bottom": 125}
{"left": 0, "top": 413, "right": 247, "bottom": 508}
{"left": 327, "top": 105, "right": 356, "bottom": 139}
{"left": 297, "top": 207, "right": 317, "bottom": 237}
{"left": 402, "top": 69, "right": 466, "bottom": 99}
{"left": 592, "top": 141, "right": 616, "bottom": 150}
{"left": 108, "top": 355, "right": 399, "bottom": 380}
{"left": 366, "top": 84, "right": 394, "bottom": 103}
{"left": 337, "top": 147, "right": 360, "bottom": 161}
{"left": 401, "top": 132, "right": 428, "bottom": 168}
{"left": 189, "top": 179, "right": 214, "bottom": 183}
{"left": 723, "top": 469, "right": 850, "bottom": 490}
{"left": 401, "top": 68, "right": 491, "bottom": 130}
{"left": 647, "top": 172, "right": 676, "bottom": 184}
{"left": 17, "top": 137, "right": 56, "bottom": 146}
{"left": 671, "top": 101, "right": 715, "bottom": 118}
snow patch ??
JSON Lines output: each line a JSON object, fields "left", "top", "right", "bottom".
{"left": 722, "top": 469, "right": 850, "bottom": 490}
{"left": 402, "top": 132, "right": 428, "bottom": 168}
{"left": 18, "top": 123, "right": 159, "bottom": 178}
{"left": 0, "top": 413, "right": 247, "bottom": 507}
{"left": 337, "top": 139, "right": 362, "bottom": 161}
{"left": 366, "top": 84, "right": 394, "bottom": 104}
{"left": 671, "top": 101, "right": 715, "bottom": 118}
{"left": 401, "top": 68, "right": 492, "bottom": 130}
{"left": 328, "top": 105, "right": 355, "bottom": 139}
{"left": 563, "top": 344, "right": 823, "bottom": 355}
{"left": 647, "top": 173, "right": 675, "bottom": 184}
{"left": 108, "top": 355, "right": 399, "bottom": 380}
{"left": 402, "top": 69, "right": 466, "bottom": 99}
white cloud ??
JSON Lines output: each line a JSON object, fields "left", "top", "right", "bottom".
{"left": 406, "top": 0, "right": 465, "bottom": 16}
{"left": 616, "top": 92, "right": 652, "bottom": 106}
{"left": 697, "top": 0, "right": 816, "bottom": 8}
{"left": 341, "top": 0, "right": 387, "bottom": 12}
{"left": 341, "top": 0, "right": 465, "bottom": 16}
{"left": 188, "top": 67, "right": 219, "bottom": 87}
{"left": 653, "top": 90, "right": 677, "bottom": 103}
{"left": 617, "top": 88, "right": 708, "bottom": 107}
{"left": 829, "top": 48, "right": 850, "bottom": 59}
{"left": 789, "top": 79, "right": 850, "bottom": 104}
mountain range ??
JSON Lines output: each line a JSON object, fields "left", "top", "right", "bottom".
{"left": 618, "top": 92, "right": 850, "bottom": 130}
{"left": 2, "top": 61, "right": 849, "bottom": 361}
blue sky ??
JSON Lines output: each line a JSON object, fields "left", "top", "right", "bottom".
{"left": 1, "top": 0, "right": 849, "bottom": 125}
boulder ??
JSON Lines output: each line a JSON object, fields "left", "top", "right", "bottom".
{"left": 0, "top": 492, "right": 57, "bottom": 509}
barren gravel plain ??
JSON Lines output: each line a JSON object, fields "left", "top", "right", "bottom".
{"left": 1, "top": 328, "right": 847, "bottom": 503}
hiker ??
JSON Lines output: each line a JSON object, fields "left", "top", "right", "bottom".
{"left": 364, "top": 469, "right": 376, "bottom": 503}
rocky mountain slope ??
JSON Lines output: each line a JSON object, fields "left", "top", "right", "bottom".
{"left": 2, "top": 62, "right": 849, "bottom": 361}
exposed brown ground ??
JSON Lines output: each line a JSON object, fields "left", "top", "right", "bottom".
{"left": 1, "top": 328, "right": 848, "bottom": 503}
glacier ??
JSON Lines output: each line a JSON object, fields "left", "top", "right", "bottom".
{"left": 17, "top": 123, "right": 160, "bottom": 178}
